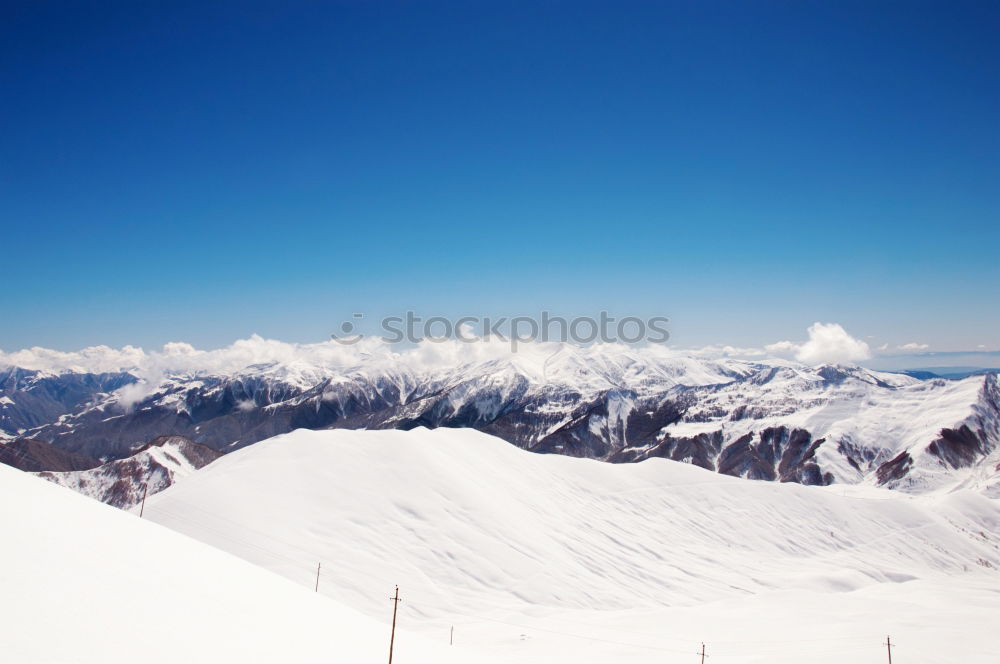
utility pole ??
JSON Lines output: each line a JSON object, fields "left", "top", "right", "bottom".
{"left": 700, "top": 642, "right": 706, "bottom": 664}
{"left": 885, "top": 635, "right": 893, "bottom": 664}
{"left": 450, "top": 625, "right": 454, "bottom": 646}
{"left": 388, "top": 585, "right": 401, "bottom": 664}
{"left": 138, "top": 484, "right": 148, "bottom": 518}
{"left": 315, "top": 563, "right": 321, "bottom": 592}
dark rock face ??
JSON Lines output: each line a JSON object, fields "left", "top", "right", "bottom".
{"left": 928, "top": 425, "right": 990, "bottom": 469}
{"left": 837, "top": 439, "right": 880, "bottom": 473}
{"left": 776, "top": 433, "right": 828, "bottom": 484}
{"left": 717, "top": 433, "right": 761, "bottom": 477}
{"left": 0, "top": 438, "right": 100, "bottom": 473}
{"left": 876, "top": 452, "right": 913, "bottom": 485}
{"left": 715, "top": 428, "right": 832, "bottom": 485}
{"left": 611, "top": 430, "right": 722, "bottom": 470}
{"left": 529, "top": 395, "right": 626, "bottom": 458}
{"left": 623, "top": 399, "right": 689, "bottom": 447}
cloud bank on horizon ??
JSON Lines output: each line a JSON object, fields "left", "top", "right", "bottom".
{"left": 0, "top": 323, "right": 987, "bottom": 378}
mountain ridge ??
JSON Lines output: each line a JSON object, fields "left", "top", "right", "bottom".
{"left": 2, "top": 345, "right": 997, "bottom": 497}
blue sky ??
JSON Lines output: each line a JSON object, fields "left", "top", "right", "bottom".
{"left": 2, "top": 1, "right": 998, "bottom": 354}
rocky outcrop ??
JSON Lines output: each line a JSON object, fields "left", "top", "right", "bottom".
{"left": 36, "top": 436, "right": 222, "bottom": 509}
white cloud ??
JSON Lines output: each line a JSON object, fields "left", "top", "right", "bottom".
{"left": 764, "top": 340, "right": 798, "bottom": 355}
{"left": 767, "top": 322, "right": 871, "bottom": 366}
{"left": 0, "top": 322, "right": 875, "bottom": 380}
{"left": 877, "top": 343, "right": 889, "bottom": 352}
{"left": 0, "top": 333, "right": 574, "bottom": 388}
{"left": 898, "top": 342, "right": 929, "bottom": 351}
{"left": 690, "top": 324, "right": 871, "bottom": 365}
{"left": 688, "top": 344, "right": 768, "bottom": 358}
{"left": 0, "top": 344, "right": 148, "bottom": 374}
{"left": 114, "top": 381, "right": 157, "bottom": 411}
{"left": 0, "top": 335, "right": 374, "bottom": 376}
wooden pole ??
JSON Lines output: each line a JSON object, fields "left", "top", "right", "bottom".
{"left": 700, "top": 642, "right": 706, "bottom": 664}
{"left": 388, "top": 586, "right": 401, "bottom": 664}
{"left": 315, "top": 563, "right": 321, "bottom": 592}
{"left": 450, "top": 625, "right": 454, "bottom": 646}
{"left": 139, "top": 484, "right": 148, "bottom": 518}
{"left": 885, "top": 635, "right": 893, "bottom": 664}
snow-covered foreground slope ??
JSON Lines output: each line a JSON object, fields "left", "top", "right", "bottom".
{"left": 0, "top": 462, "right": 502, "bottom": 663}
{"left": 145, "top": 428, "right": 1000, "bottom": 663}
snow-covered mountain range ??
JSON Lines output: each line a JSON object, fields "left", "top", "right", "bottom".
{"left": 2, "top": 341, "right": 998, "bottom": 503}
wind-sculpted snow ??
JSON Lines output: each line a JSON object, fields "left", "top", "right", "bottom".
{"left": 2, "top": 342, "right": 998, "bottom": 494}
{"left": 142, "top": 428, "right": 1000, "bottom": 663}
{"left": 0, "top": 460, "right": 503, "bottom": 664}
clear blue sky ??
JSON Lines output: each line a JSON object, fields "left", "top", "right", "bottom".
{"left": 2, "top": 1, "right": 998, "bottom": 352}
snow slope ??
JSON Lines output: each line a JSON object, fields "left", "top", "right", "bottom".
{"left": 0, "top": 461, "right": 502, "bottom": 663}
{"left": 144, "top": 427, "right": 1000, "bottom": 663}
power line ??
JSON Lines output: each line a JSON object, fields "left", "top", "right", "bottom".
{"left": 388, "top": 585, "right": 401, "bottom": 664}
